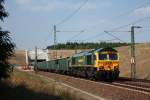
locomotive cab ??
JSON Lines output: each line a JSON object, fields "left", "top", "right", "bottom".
{"left": 94, "top": 47, "right": 120, "bottom": 80}
{"left": 95, "top": 52, "right": 119, "bottom": 71}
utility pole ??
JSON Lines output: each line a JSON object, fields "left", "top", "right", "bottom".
{"left": 75, "top": 47, "right": 77, "bottom": 54}
{"left": 130, "top": 26, "right": 142, "bottom": 80}
{"left": 25, "top": 50, "right": 29, "bottom": 67}
{"left": 53, "top": 26, "right": 83, "bottom": 58}
{"left": 75, "top": 40, "right": 78, "bottom": 54}
{"left": 34, "top": 46, "right": 37, "bottom": 71}
{"left": 54, "top": 25, "right": 57, "bottom": 59}
{"left": 53, "top": 25, "right": 59, "bottom": 84}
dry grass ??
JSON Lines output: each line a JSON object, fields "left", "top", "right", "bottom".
{"left": 117, "top": 43, "right": 150, "bottom": 80}
{"left": 9, "top": 49, "right": 26, "bottom": 66}
{"left": 0, "top": 70, "right": 84, "bottom": 100}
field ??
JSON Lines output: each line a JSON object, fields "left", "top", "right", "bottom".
{"left": 118, "top": 43, "right": 150, "bottom": 79}
{"left": 0, "top": 70, "right": 84, "bottom": 100}
{"left": 9, "top": 50, "right": 26, "bottom": 66}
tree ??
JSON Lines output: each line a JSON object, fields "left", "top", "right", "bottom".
{"left": 0, "top": 0, "right": 15, "bottom": 80}
{"left": 47, "top": 42, "right": 129, "bottom": 50}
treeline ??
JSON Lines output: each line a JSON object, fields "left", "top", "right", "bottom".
{"left": 47, "top": 42, "right": 129, "bottom": 50}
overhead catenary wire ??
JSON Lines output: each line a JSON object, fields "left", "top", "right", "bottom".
{"left": 40, "top": 26, "right": 54, "bottom": 48}
{"left": 76, "top": 0, "right": 149, "bottom": 32}
{"left": 67, "top": 30, "right": 84, "bottom": 42}
{"left": 100, "top": 16, "right": 150, "bottom": 43}
{"left": 80, "top": 16, "right": 150, "bottom": 44}
{"left": 82, "top": 32, "right": 105, "bottom": 42}
{"left": 81, "top": 30, "right": 128, "bottom": 43}
{"left": 104, "top": 31, "right": 126, "bottom": 43}
{"left": 108, "top": 0, "right": 150, "bottom": 21}
{"left": 54, "top": 0, "right": 88, "bottom": 43}
{"left": 72, "top": 0, "right": 150, "bottom": 42}
{"left": 56, "top": 0, "right": 89, "bottom": 26}
{"left": 101, "top": 17, "right": 150, "bottom": 44}
{"left": 108, "top": 16, "right": 150, "bottom": 32}
{"left": 55, "top": 0, "right": 149, "bottom": 45}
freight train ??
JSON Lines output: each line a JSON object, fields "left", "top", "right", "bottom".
{"left": 34, "top": 47, "right": 119, "bottom": 81}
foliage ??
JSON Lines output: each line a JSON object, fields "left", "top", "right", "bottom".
{"left": 47, "top": 42, "right": 129, "bottom": 50}
{"left": 0, "top": 0, "right": 15, "bottom": 80}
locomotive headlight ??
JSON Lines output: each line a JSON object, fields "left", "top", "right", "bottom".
{"left": 99, "top": 66, "right": 104, "bottom": 70}
{"left": 114, "top": 66, "right": 119, "bottom": 70}
{"left": 108, "top": 66, "right": 111, "bottom": 69}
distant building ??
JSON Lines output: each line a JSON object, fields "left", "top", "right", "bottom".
{"left": 26, "top": 49, "right": 86, "bottom": 65}
{"left": 26, "top": 49, "right": 49, "bottom": 65}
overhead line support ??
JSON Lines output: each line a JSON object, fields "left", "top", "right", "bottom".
{"left": 130, "top": 26, "right": 142, "bottom": 80}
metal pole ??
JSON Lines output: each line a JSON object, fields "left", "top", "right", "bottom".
{"left": 34, "top": 46, "right": 37, "bottom": 71}
{"left": 54, "top": 25, "right": 57, "bottom": 59}
{"left": 130, "top": 26, "right": 141, "bottom": 79}
{"left": 131, "top": 26, "right": 136, "bottom": 79}
{"left": 54, "top": 25, "right": 59, "bottom": 84}
{"left": 75, "top": 41, "right": 77, "bottom": 54}
{"left": 25, "top": 50, "right": 29, "bottom": 66}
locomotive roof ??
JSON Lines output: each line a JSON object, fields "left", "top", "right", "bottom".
{"left": 72, "top": 49, "right": 94, "bottom": 57}
{"left": 72, "top": 47, "right": 117, "bottom": 57}
{"left": 95, "top": 47, "right": 117, "bottom": 52}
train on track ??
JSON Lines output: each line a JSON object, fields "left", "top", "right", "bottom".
{"left": 34, "top": 47, "right": 120, "bottom": 81}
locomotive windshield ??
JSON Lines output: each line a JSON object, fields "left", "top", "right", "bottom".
{"left": 99, "top": 53, "right": 118, "bottom": 60}
{"left": 109, "top": 53, "right": 118, "bottom": 60}
{"left": 99, "top": 54, "right": 107, "bottom": 60}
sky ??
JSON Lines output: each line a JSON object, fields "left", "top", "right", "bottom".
{"left": 2, "top": 0, "right": 150, "bottom": 50}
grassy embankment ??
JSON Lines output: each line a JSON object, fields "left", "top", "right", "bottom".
{"left": 118, "top": 43, "right": 150, "bottom": 79}
{"left": 0, "top": 70, "right": 84, "bottom": 100}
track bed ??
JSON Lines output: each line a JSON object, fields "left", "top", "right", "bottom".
{"left": 36, "top": 71, "right": 150, "bottom": 100}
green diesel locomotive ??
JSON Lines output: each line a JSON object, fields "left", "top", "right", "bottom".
{"left": 35, "top": 47, "right": 119, "bottom": 81}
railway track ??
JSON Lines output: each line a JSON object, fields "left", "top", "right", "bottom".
{"left": 36, "top": 71, "right": 150, "bottom": 100}
{"left": 116, "top": 77, "right": 150, "bottom": 92}
{"left": 111, "top": 82, "right": 150, "bottom": 94}
{"left": 66, "top": 74, "right": 150, "bottom": 94}
{"left": 118, "top": 77, "right": 150, "bottom": 84}
{"left": 38, "top": 71, "right": 150, "bottom": 94}
{"left": 99, "top": 77, "right": 150, "bottom": 94}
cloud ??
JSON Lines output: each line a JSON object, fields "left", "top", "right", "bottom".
{"left": 81, "top": 1, "right": 112, "bottom": 11}
{"left": 133, "top": 6, "right": 150, "bottom": 17}
{"left": 15, "top": 0, "right": 57, "bottom": 12}
{"left": 15, "top": 0, "right": 111, "bottom": 12}
{"left": 15, "top": 0, "right": 31, "bottom": 5}
{"left": 28, "top": 2, "right": 56, "bottom": 12}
